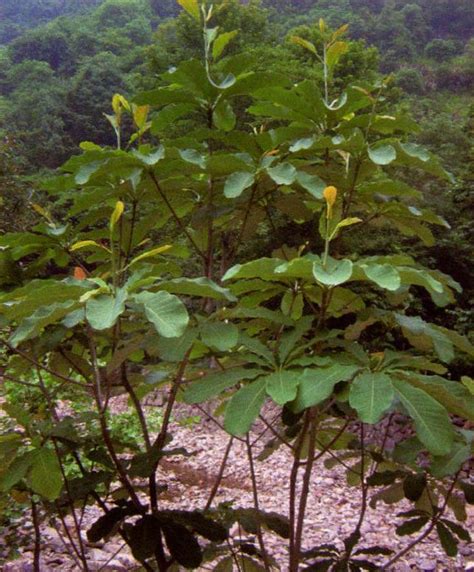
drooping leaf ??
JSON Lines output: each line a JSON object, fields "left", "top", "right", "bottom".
{"left": 392, "top": 379, "right": 454, "bottom": 456}
{"left": 127, "top": 516, "right": 161, "bottom": 561}
{"left": 151, "top": 104, "right": 196, "bottom": 134}
{"left": 403, "top": 473, "right": 427, "bottom": 501}
{"left": 132, "top": 146, "right": 165, "bottom": 166}
{"left": 224, "top": 378, "right": 267, "bottom": 435}
{"left": 9, "top": 301, "right": 78, "bottom": 346}
{"left": 0, "top": 452, "right": 35, "bottom": 492}
{"left": 28, "top": 448, "right": 63, "bottom": 501}
{"left": 154, "top": 277, "right": 237, "bottom": 302}
{"left": 179, "top": 148, "right": 206, "bottom": 169}
{"left": 436, "top": 522, "right": 458, "bottom": 557}
{"left": 87, "top": 507, "right": 126, "bottom": 543}
{"left": 396, "top": 517, "right": 429, "bottom": 536}
{"left": 167, "top": 510, "right": 228, "bottom": 542}
{"left": 162, "top": 522, "right": 202, "bottom": 568}
{"left": 349, "top": 372, "right": 394, "bottom": 423}
{"left": 296, "top": 171, "right": 326, "bottom": 198}
{"left": 430, "top": 442, "right": 471, "bottom": 478}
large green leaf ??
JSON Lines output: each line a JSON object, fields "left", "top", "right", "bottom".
{"left": 184, "top": 368, "right": 263, "bottom": 404}
{"left": 395, "top": 314, "right": 455, "bottom": 363}
{"left": 0, "top": 280, "right": 86, "bottom": 320}
{"left": 296, "top": 171, "right": 325, "bottom": 199}
{"left": 393, "top": 373, "right": 474, "bottom": 422}
{"left": 224, "top": 378, "right": 266, "bottom": 435}
{"left": 151, "top": 104, "right": 196, "bottom": 134}
{"left": 224, "top": 171, "right": 255, "bottom": 198}
{"left": 9, "top": 301, "right": 78, "bottom": 346}
{"left": 293, "top": 364, "right": 360, "bottom": 412}
{"left": 392, "top": 379, "right": 454, "bottom": 456}
{"left": 349, "top": 372, "right": 394, "bottom": 423}
{"left": 213, "top": 99, "right": 236, "bottom": 132}
{"left": 368, "top": 144, "right": 396, "bottom": 165}
{"left": 154, "top": 277, "right": 236, "bottom": 302}
{"left": 265, "top": 370, "right": 301, "bottom": 405}
{"left": 223, "top": 258, "right": 283, "bottom": 281}
{"left": 86, "top": 288, "right": 127, "bottom": 331}
{"left": 313, "top": 257, "right": 353, "bottom": 286}
{"left": 431, "top": 441, "right": 471, "bottom": 478}
{"left": 0, "top": 452, "right": 35, "bottom": 492}
{"left": 266, "top": 163, "right": 297, "bottom": 185}
{"left": 28, "top": 448, "right": 63, "bottom": 501}
{"left": 361, "top": 263, "right": 401, "bottom": 291}
{"left": 200, "top": 321, "right": 239, "bottom": 351}
{"left": 135, "top": 291, "right": 189, "bottom": 338}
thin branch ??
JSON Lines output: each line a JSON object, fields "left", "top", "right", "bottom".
{"left": 205, "top": 436, "right": 234, "bottom": 510}
{"left": 148, "top": 171, "right": 206, "bottom": 260}
{"left": 380, "top": 473, "right": 460, "bottom": 570}
{"left": 293, "top": 409, "right": 318, "bottom": 570}
{"left": 1, "top": 341, "right": 91, "bottom": 388}
{"left": 31, "top": 498, "right": 42, "bottom": 572}
{"left": 246, "top": 434, "right": 272, "bottom": 572}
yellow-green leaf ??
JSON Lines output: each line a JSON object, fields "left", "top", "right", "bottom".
{"left": 326, "top": 41, "right": 349, "bottom": 68}
{"left": 330, "top": 217, "right": 362, "bottom": 239}
{"left": 128, "top": 245, "right": 172, "bottom": 268}
{"left": 110, "top": 201, "right": 125, "bottom": 231}
{"left": 212, "top": 30, "right": 238, "bottom": 59}
{"left": 290, "top": 35, "right": 317, "bottom": 55}
{"left": 331, "top": 24, "right": 349, "bottom": 42}
{"left": 112, "top": 94, "right": 130, "bottom": 115}
{"left": 70, "top": 240, "right": 109, "bottom": 252}
{"left": 133, "top": 105, "right": 149, "bottom": 130}
{"left": 177, "top": 0, "right": 200, "bottom": 21}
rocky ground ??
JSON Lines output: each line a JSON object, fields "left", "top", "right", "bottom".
{"left": 1, "top": 401, "right": 472, "bottom": 571}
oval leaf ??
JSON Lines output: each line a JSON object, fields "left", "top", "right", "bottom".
{"left": 135, "top": 291, "right": 189, "bottom": 338}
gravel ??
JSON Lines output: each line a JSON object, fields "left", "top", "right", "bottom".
{"left": 1, "top": 400, "right": 472, "bottom": 571}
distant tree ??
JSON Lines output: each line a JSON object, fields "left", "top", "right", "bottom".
{"left": 94, "top": 0, "right": 152, "bottom": 30}
{"left": 395, "top": 67, "right": 425, "bottom": 94}
{"left": 3, "top": 61, "right": 68, "bottom": 168}
{"left": 63, "top": 52, "right": 130, "bottom": 148}
{"left": 8, "top": 24, "right": 73, "bottom": 72}
{"left": 425, "top": 38, "right": 460, "bottom": 61}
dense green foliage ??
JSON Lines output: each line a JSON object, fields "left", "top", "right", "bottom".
{"left": 0, "top": 1, "right": 472, "bottom": 570}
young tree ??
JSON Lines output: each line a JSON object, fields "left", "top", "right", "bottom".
{"left": 0, "top": 3, "right": 472, "bottom": 571}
